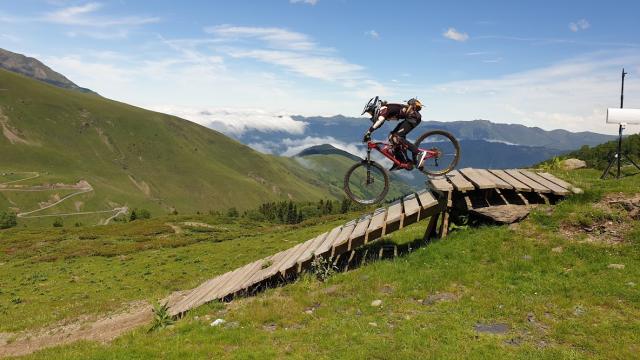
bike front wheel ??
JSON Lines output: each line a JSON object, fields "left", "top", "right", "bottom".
{"left": 414, "top": 130, "right": 461, "bottom": 176}
{"left": 343, "top": 160, "right": 389, "bottom": 205}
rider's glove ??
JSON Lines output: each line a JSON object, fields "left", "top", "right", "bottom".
{"left": 362, "top": 131, "right": 371, "bottom": 142}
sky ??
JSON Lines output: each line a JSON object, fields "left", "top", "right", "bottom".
{"left": 2, "top": 0, "right": 640, "bottom": 135}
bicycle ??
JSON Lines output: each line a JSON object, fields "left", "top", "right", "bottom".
{"left": 343, "top": 128, "right": 460, "bottom": 205}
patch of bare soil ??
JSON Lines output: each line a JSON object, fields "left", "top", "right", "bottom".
{"left": 0, "top": 301, "right": 153, "bottom": 358}
{"left": 561, "top": 193, "right": 640, "bottom": 244}
{"left": 0, "top": 108, "right": 31, "bottom": 145}
{"left": 127, "top": 175, "right": 151, "bottom": 196}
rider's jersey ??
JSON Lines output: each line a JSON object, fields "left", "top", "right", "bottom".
{"left": 370, "top": 103, "right": 421, "bottom": 131}
{"left": 379, "top": 103, "right": 421, "bottom": 122}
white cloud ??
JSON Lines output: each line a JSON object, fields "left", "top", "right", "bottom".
{"left": 148, "top": 106, "right": 309, "bottom": 135}
{"left": 44, "top": 2, "right": 159, "bottom": 27}
{"left": 443, "top": 27, "right": 469, "bottom": 42}
{"left": 365, "top": 30, "right": 379, "bottom": 39}
{"left": 290, "top": 0, "right": 318, "bottom": 5}
{"left": 422, "top": 51, "right": 640, "bottom": 133}
{"left": 569, "top": 19, "right": 590, "bottom": 32}
{"left": 206, "top": 25, "right": 316, "bottom": 51}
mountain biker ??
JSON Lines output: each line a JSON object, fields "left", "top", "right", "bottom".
{"left": 362, "top": 97, "right": 427, "bottom": 171}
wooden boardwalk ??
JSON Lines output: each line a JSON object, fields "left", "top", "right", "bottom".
{"left": 168, "top": 168, "right": 575, "bottom": 317}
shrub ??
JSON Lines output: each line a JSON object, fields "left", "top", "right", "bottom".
{"left": 148, "top": 302, "right": 174, "bottom": 332}
{"left": 130, "top": 208, "right": 151, "bottom": 221}
{"left": 52, "top": 217, "right": 64, "bottom": 227}
{"left": 310, "top": 255, "right": 337, "bottom": 282}
{"left": 0, "top": 211, "right": 17, "bottom": 229}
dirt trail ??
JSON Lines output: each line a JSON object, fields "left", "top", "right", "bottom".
{"left": 0, "top": 302, "right": 153, "bottom": 358}
{"left": 0, "top": 172, "right": 126, "bottom": 220}
{"left": 0, "top": 292, "right": 187, "bottom": 357}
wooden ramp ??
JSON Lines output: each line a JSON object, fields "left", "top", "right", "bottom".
{"left": 168, "top": 168, "right": 576, "bottom": 317}
{"left": 427, "top": 168, "right": 578, "bottom": 235}
{"left": 168, "top": 189, "right": 444, "bottom": 317}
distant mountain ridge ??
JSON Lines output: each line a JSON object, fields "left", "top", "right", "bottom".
{"left": 233, "top": 115, "right": 615, "bottom": 170}
{"left": 296, "top": 144, "right": 362, "bottom": 162}
{"left": 0, "top": 48, "right": 96, "bottom": 94}
{"left": 287, "top": 116, "right": 615, "bottom": 151}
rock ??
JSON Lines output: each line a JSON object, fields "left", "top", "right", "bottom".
{"left": 608, "top": 263, "right": 625, "bottom": 269}
{"left": 551, "top": 246, "right": 563, "bottom": 253}
{"left": 522, "top": 255, "right": 532, "bottom": 261}
{"left": 210, "top": 318, "right": 225, "bottom": 327}
{"left": 470, "top": 205, "right": 532, "bottom": 224}
{"left": 371, "top": 299, "right": 382, "bottom": 307}
{"left": 627, "top": 282, "right": 636, "bottom": 287}
{"left": 474, "top": 323, "right": 509, "bottom": 334}
{"left": 526, "top": 312, "right": 536, "bottom": 323}
{"left": 368, "top": 322, "right": 378, "bottom": 327}
{"left": 560, "top": 158, "right": 587, "bottom": 170}
{"left": 225, "top": 321, "right": 239, "bottom": 329}
{"left": 304, "top": 309, "right": 314, "bottom": 315}
{"left": 422, "top": 292, "right": 457, "bottom": 305}
{"left": 263, "top": 323, "right": 277, "bottom": 332}
{"left": 573, "top": 306, "right": 586, "bottom": 316}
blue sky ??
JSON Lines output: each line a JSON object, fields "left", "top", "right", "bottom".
{"left": 2, "top": 0, "right": 640, "bottom": 134}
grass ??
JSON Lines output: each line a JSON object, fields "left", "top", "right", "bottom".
{"left": 3, "top": 169, "right": 640, "bottom": 359}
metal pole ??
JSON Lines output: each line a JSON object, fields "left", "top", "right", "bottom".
{"left": 621, "top": 68, "right": 626, "bottom": 108}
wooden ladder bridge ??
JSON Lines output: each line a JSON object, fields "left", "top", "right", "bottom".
{"left": 167, "top": 168, "right": 576, "bottom": 317}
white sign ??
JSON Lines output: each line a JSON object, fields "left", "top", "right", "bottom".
{"left": 607, "top": 108, "right": 640, "bottom": 125}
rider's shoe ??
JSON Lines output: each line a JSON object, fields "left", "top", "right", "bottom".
{"left": 417, "top": 151, "right": 427, "bottom": 171}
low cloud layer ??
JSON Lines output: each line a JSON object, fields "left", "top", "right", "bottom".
{"left": 150, "top": 106, "right": 308, "bottom": 135}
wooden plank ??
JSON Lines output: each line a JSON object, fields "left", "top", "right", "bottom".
{"left": 347, "top": 215, "right": 371, "bottom": 251}
{"left": 537, "top": 172, "right": 574, "bottom": 190}
{"left": 459, "top": 168, "right": 494, "bottom": 189}
{"left": 505, "top": 169, "right": 550, "bottom": 193}
{"left": 427, "top": 175, "right": 454, "bottom": 192}
{"left": 402, "top": 193, "right": 421, "bottom": 226}
{"left": 488, "top": 169, "right": 531, "bottom": 192}
{"left": 475, "top": 169, "right": 513, "bottom": 189}
{"left": 519, "top": 170, "right": 569, "bottom": 195}
{"left": 178, "top": 260, "right": 250, "bottom": 313}
{"left": 446, "top": 170, "right": 475, "bottom": 191}
{"left": 216, "top": 259, "right": 264, "bottom": 298}
{"left": 416, "top": 189, "right": 438, "bottom": 209}
{"left": 384, "top": 200, "right": 403, "bottom": 234}
{"left": 169, "top": 268, "right": 237, "bottom": 316}
{"left": 295, "top": 232, "right": 329, "bottom": 272}
{"left": 240, "top": 248, "right": 293, "bottom": 289}
{"left": 331, "top": 220, "right": 357, "bottom": 256}
{"left": 314, "top": 225, "right": 343, "bottom": 258}
{"left": 278, "top": 237, "right": 319, "bottom": 277}
{"left": 365, "top": 208, "right": 387, "bottom": 243}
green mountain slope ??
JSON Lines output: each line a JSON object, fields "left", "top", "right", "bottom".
{"left": 562, "top": 133, "right": 640, "bottom": 169}
{"left": 0, "top": 68, "right": 341, "bottom": 219}
{"left": 294, "top": 145, "right": 416, "bottom": 201}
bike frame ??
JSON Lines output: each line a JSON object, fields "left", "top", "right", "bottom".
{"left": 365, "top": 140, "right": 441, "bottom": 171}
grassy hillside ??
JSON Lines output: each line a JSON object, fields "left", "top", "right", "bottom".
{"left": 1, "top": 168, "right": 638, "bottom": 358}
{"left": 294, "top": 148, "right": 416, "bottom": 198}
{"left": 0, "top": 69, "right": 347, "bottom": 224}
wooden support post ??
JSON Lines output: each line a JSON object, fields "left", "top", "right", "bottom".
{"left": 438, "top": 190, "right": 452, "bottom": 238}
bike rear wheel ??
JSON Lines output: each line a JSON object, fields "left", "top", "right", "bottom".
{"left": 343, "top": 160, "right": 389, "bottom": 205}
{"left": 414, "top": 130, "right": 460, "bottom": 176}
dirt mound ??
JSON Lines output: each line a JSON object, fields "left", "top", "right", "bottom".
{"left": 561, "top": 193, "right": 639, "bottom": 244}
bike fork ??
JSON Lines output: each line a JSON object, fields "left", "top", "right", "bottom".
{"left": 366, "top": 148, "right": 373, "bottom": 185}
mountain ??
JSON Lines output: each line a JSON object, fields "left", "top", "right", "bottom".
{"left": 0, "top": 48, "right": 96, "bottom": 94}
{"left": 234, "top": 115, "right": 615, "bottom": 169}
{"left": 0, "top": 68, "right": 346, "bottom": 220}
{"left": 296, "top": 144, "right": 361, "bottom": 162}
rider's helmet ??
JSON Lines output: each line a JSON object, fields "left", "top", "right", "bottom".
{"left": 362, "top": 96, "right": 380, "bottom": 116}
{"left": 407, "top": 98, "right": 423, "bottom": 111}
